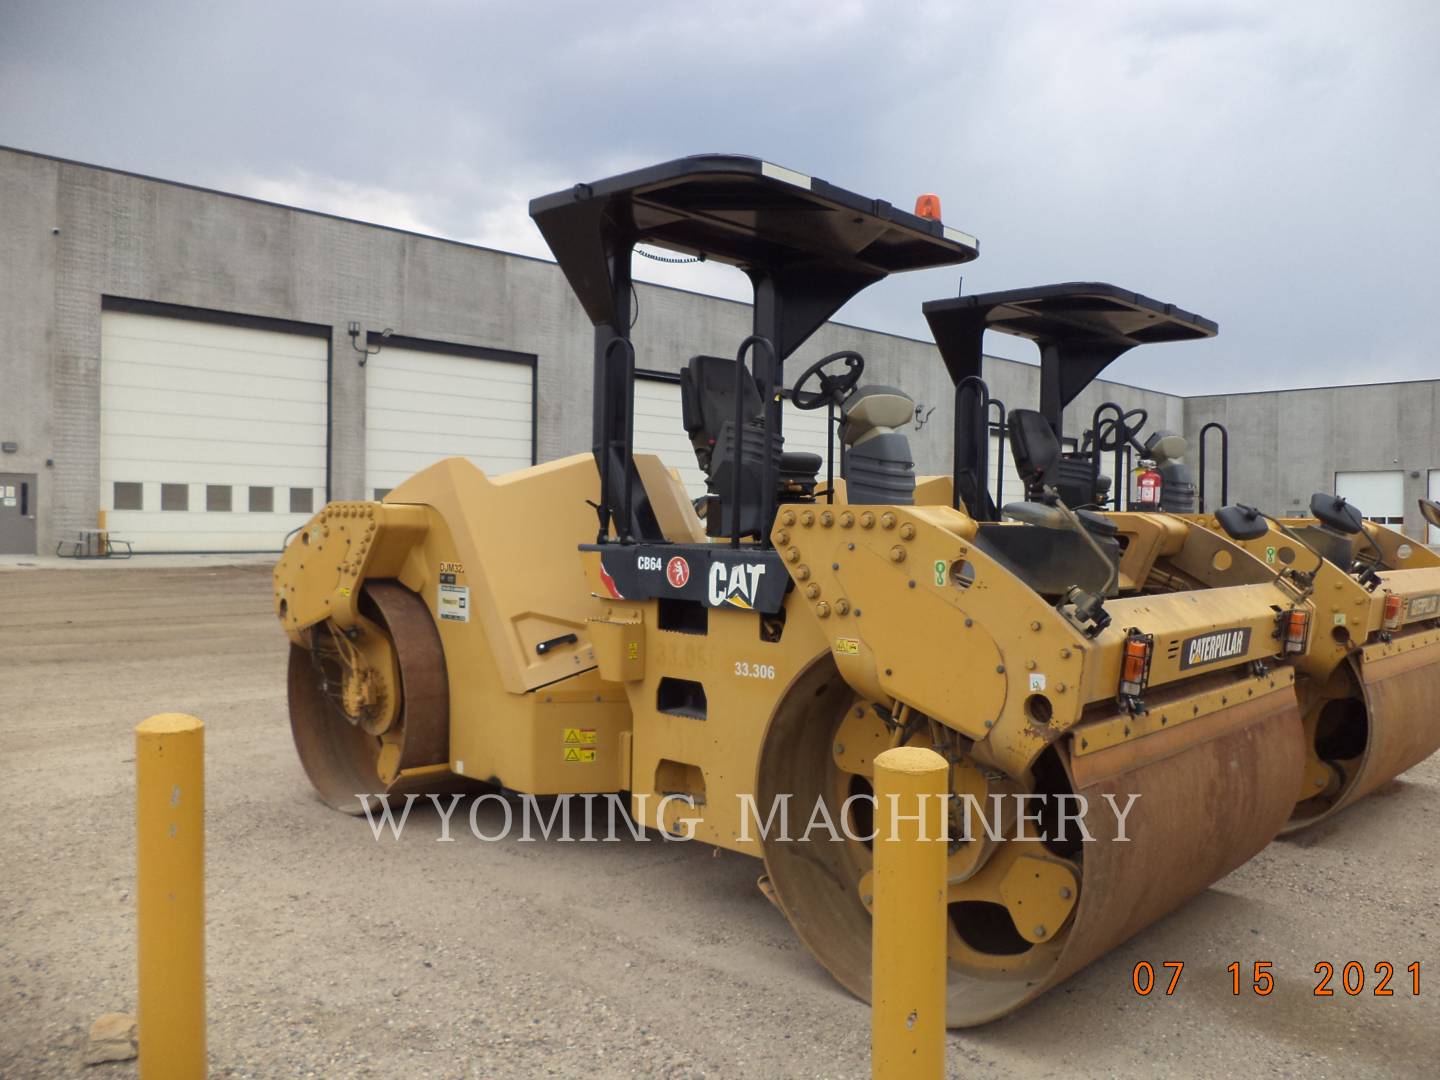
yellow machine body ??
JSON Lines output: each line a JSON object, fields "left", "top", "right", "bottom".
{"left": 277, "top": 455, "right": 631, "bottom": 799}
{"left": 275, "top": 455, "right": 1328, "bottom": 1025}
{"left": 1184, "top": 512, "right": 1440, "bottom": 828}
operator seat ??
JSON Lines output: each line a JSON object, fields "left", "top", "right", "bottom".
{"left": 679, "top": 355, "right": 821, "bottom": 537}
{"left": 839, "top": 385, "right": 917, "bottom": 504}
{"left": 1007, "top": 408, "right": 1103, "bottom": 510}
{"left": 995, "top": 407, "right": 1121, "bottom": 595}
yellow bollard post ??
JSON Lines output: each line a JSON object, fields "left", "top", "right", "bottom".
{"left": 871, "top": 745, "right": 947, "bottom": 1080}
{"left": 136, "top": 713, "right": 206, "bottom": 1079}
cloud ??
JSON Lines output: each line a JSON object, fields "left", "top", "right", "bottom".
{"left": 2, "top": 0, "right": 1437, "bottom": 392}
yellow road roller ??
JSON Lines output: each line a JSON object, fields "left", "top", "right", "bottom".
{"left": 276, "top": 158, "right": 1322, "bottom": 1025}
{"left": 1191, "top": 498, "right": 1440, "bottom": 830}
{"left": 923, "top": 286, "right": 1440, "bottom": 836}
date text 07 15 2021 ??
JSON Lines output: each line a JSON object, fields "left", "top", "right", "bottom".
{"left": 1130, "top": 960, "right": 1421, "bottom": 997}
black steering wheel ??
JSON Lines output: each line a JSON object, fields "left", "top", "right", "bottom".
{"left": 1093, "top": 407, "right": 1149, "bottom": 453}
{"left": 790, "top": 350, "right": 865, "bottom": 410}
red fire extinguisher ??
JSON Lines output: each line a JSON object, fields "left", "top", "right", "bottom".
{"left": 1136, "top": 460, "right": 1162, "bottom": 510}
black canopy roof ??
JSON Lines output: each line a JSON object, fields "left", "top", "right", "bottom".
{"left": 530, "top": 154, "right": 979, "bottom": 359}
{"left": 923, "top": 282, "right": 1217, "bottom": 433}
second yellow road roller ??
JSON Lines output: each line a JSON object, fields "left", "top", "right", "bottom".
{"left": 922, "top": 284, "right": 1440, "bottom": 837}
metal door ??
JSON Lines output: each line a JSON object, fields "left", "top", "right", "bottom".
{"left": 0, "top": 473, "right": 37, "bottom": 554}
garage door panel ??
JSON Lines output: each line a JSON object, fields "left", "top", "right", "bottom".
{"left": 365, "top": 345, "right": 534, "bottom": 490}
{"left": 100, "top": 310, "right": 328, "bottom": 552}
{"left": 105, "top": 509, "right": 312, "bottom": 548}
{"left": 368, "top": 421, "right": 531, "bottom": 448}
{"left": 107, "top": 509, "right": 310, "bottom": 534}
{"left": 365, "top": 429, "right": 534, "bottom": 459}
{"left": 366, "top": 355, "right": 532, "bottom": 386}
{"left": 1336, "top": 470, "right": 1405, "bottom": 526}
{"left": 103, "top": 360, "right": 326, "bottom": 403}
{"left": 367, "top": 401, "right": 530, "bottom": 430}
{"left": 987, "top": 433, "right": 1027, "bottom": 508}
{"left": 365, "top": 383, "right": 531, "bottom": 417}
{"left": 102, "top": 385, "right": 325, "bottom": 425}
{"left": 780, "top": 402, "right": 836, "bottom": 463}
{"left": 365, "top": 374, "right": 531, "bottom": 403}
{"left": 371, "top": 446, "right": 533, "bottom": 469}
{"left": 102, "top": 411, "right": 322, "bottom": 448}
{"left": 103, "top": 313, "right": 326, "bottom": 359}
{"left": 632, "top": 383, "right": 707, "bottom": 497}
{"left": 104, "top": 425, "right": 324, "bottom": 461}
{"left": 103, "top": 339, "right": 327, "bottom": 384}
{"left": 103, "top": 459, "right": 323, "bottom": 488}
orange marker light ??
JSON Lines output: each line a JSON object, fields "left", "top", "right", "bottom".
{"left": 914, "top": 193, "right": 942, "bottom": 221}
{"left": 1283, "top": 609, "right": 1310, "bottom": 654}
{"left": 1382, "top": 593, "right": 1405, "bottom": 631}
{"left": 1119, "top": 632, "right": 1152, "bottom": 700}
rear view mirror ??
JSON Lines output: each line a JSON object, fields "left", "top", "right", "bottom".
{"left": 1215, "top": 504, "right": 1269, "bottom": 542}
{"left": 1420, "top": 499, "right": 1440, "bottom": 530}
{"left": 1310, "top": 492, "right": 1363, "bottom": 535}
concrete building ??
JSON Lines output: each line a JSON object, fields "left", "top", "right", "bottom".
{"left": 2, "top": 144, "right": 1437, "bottom": 555}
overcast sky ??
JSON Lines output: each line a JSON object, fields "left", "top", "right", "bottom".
{"left": 3, "top": 0, "right": 1437, "bottom": 393}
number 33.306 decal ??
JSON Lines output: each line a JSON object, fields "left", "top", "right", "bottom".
{"left": 734, "top": 660, "right": 776, "bottom": 680}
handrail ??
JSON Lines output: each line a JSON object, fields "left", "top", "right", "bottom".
{"left": 953, "top": 375, "right": 990, "bottom": 516}
{"left": 988, "top": 397, "right": 1007, "bottom": 509}
{"left": 1197, "top": 421, "right": 1229, "bottom": 512}
{"left": 1089, "top": 402, "right": 1128, "bottom": 511}
{"left": 826, "top": 397, "right": 837, "bottom": 506}
{"left": 730, "top": 335, "right": 777, "bottom": 548}
{"left": 597, "top": 336, "right": 637, "bottom": 543}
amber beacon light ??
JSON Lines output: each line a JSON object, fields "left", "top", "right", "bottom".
{"left": 914, "top": 193, "right": 942, "bottom": 220}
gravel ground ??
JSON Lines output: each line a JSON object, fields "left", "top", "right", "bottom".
{"left": 2, "top": 562, "right": 1437, "bottom": 1078}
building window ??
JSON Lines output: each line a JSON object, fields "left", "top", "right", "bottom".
{"left": 249, "top": 486, "right": 274, "bottom": 512}
{"left": 206, "top": 485, "right": 232, "bottom": 512}
{"left": 374, "top": 488, "right": 392, "bottom": 501}
{"left": 113, "top": 482, "right": 143, "bottom": 511}
{"left": 161, "top": 484, "right": 189, "bottom": 511}
{"left": 289, "top": 487, "right": 313, "bottom": 514}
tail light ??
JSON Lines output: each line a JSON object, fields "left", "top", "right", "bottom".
{"left": 1282, "top": 609, "right": 1310, "bottom": 655}
{"left": 1382, "top": 593, "right": 1405, "bottom": 631}
{"left": 1119, "top": 630, "right": 1153, "bottom": 703}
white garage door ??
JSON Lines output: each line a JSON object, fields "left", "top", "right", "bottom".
{"left": 1336, "top": 470, "right": 1404, "bottom": 526}
{"left": 365, "top": 344, "right": 533, "bottom": 499}
{"left": 632, "top": 378, "right": 834, "bottom": 500}
{"left": 100, "top": 310, "right": 328, "bottom": 552}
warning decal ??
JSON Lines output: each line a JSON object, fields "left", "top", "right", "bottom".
{"left": 562, "top": 727, "right": 598, "bottom": 763}
{"left": 438, "top": 582, "right": 470, "bottom": 622}
{"left": 835, "top": 637, "right": 860, "bottom": 655}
